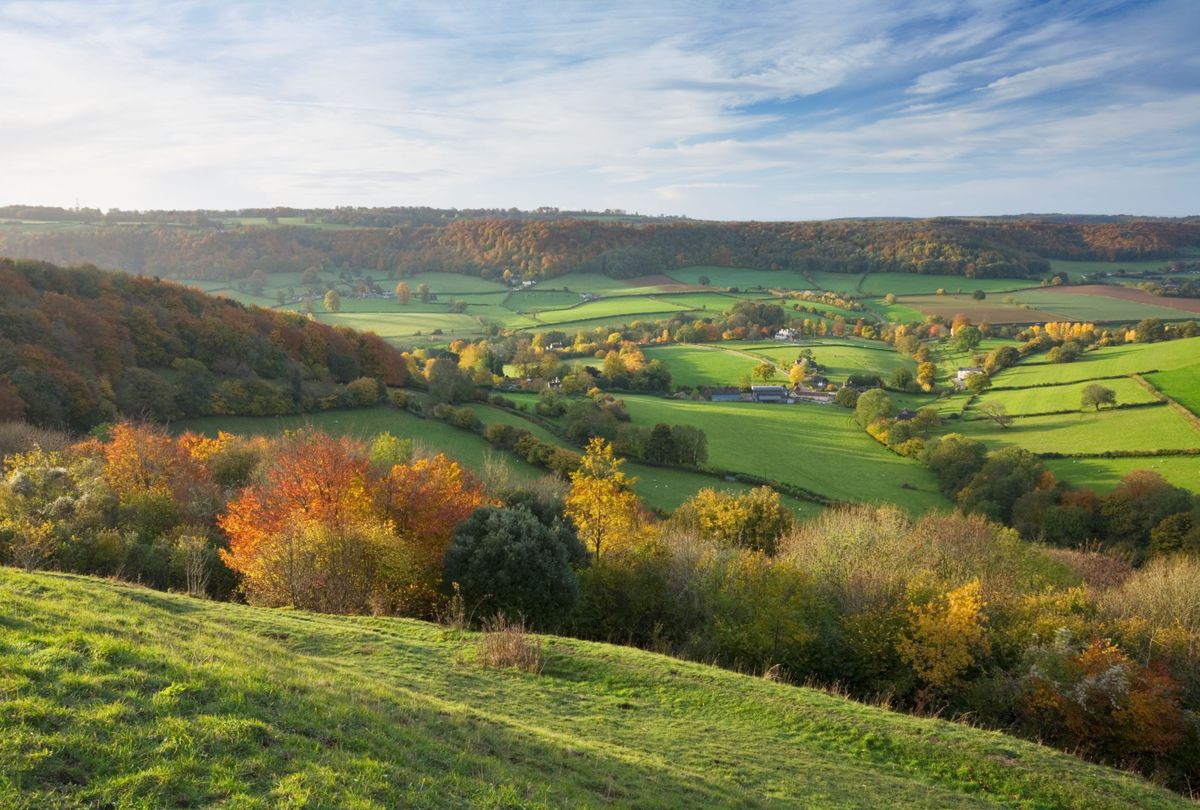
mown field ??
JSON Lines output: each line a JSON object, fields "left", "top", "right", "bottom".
{"left": 746, "top": 340, "right": 916, "bottom": 382}
{"left": 614, "top": 395, "right": 948, "bottom": 511}
{"left": 4, "top": 570, "right": 1183, "bottom": 809}
{"left": 991, "top": 338, "right": 1200, "bottom": 388}
{"left": 1045, "top": 455, "right": 1200, "bottom": 494}
{"left": 1146, "top": 365, "right": 1200, "bottom": 416}
{"left": 953, "top": 406, "right": 1200, "bottom": 455}
{"left": 1009, "top": 288, "right": 1199, "bottom": 322}
{"left": 971, "top": 378, "right": 1160, "bottom": 417}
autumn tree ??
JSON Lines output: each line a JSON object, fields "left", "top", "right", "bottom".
{"left": 565, "top": 437, "right": 642, "bottom": 561}
{"left": 323, "top": 290, "right": 341, "bottom": 312}
{"left": 751, "top": 362, "right": 777, "bottom": 383}
{"left": 395, "top": 281, "right": 411, "bottom": 305}
{"left": 898, "top": 579, "right": 989, "bottom": 690}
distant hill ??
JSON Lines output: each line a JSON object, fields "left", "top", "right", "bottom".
{"left": 0, "top": 568, "right": 1188, "bottom": 809}
{"left": 0, "top": 258, "right": 406, "bottom": 431}
{"left": 3, "top": 207, "right": 1198, "bottom": 284}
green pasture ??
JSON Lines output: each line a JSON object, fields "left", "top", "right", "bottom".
{"left": 504, "top": 289, "right": 586, "bottom": 312}
{"left": 616, "top": 395, "right": 948, "bottom": 511}
{"left": 668, "top": 265, "right": 820, "bottom": 291}
{"left": 992, "top": 337, "right": 1200, "bottom": 388}
{"left": 1047, "top": 257, "right": 1194, "bottom": 280}
{"left": 1009, "top": 289, "right": 1197, "bottom": 322}
{"left": 4, "top": 570, "right": 1181, "bottom": 810}
{"left": 1146, "top": 365, "right": 1200, "bottom": 416}
{"left": 1045, "top": 455, "right": 1200, "bottom": 494}
{"left": 856, "top": 273, "right": 1038, "bottom": 296}
{"left": 745, "top": 339, "right": 916, "bottom": 382}
{"left": 972, "top": 378, "right": 1161, "bottom": 417}
{"left": 642, "top": 344, "right": 763, "bottom": 388}
{"left": 952, "top": 406, "right": 1200, "bottom": 455}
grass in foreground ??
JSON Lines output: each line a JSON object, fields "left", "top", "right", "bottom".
{"left": 0, "top": 570, "right": 1188, "bottom": 809}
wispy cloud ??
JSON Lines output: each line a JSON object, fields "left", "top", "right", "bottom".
{"left": 0, "top": 0, "right": 1195, "bottom": 218}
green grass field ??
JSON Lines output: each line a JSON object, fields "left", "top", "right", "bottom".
{"left": 1009, "top": 289, "right": 1197, "bottom": 322}
{"left": 504, "top": 289, "right": 586, "bottom": 312}
{"left": 747, "top": 340, "right": 916, "bottom": 382}
{"left": 953, "top": 406, "right": 1200, "bottom": 455}
{"left": 856, "top": 273, "right": 1038, "bottom": 296}
{"left": 5, "top": 571, "right": 1184, "bottom": 809}
{"left": 972, "top": 378, "right": 1161, "bottom": 417}
{"left": 1146, "top": 365, "right": 1200, "bottom": 416}
{"left": 992, "top": 338, "right": 1200, "bottom": 388}
{"left": 1045, "top": 455, "right": 1200, "bottom": 494}
{"left": 615, "top": 395, "right": 948, "bottom": 510}
{"left": 642, "top": 344, "right": 763, "bottom": 388}
{"left": 668, "top": 265, "right": 821, "bottom": 290}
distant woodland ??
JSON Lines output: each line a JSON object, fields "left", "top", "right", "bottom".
{"left": 0, "top": 259, "right": 407, "bottom": 430}
{"left": 2, "top": 207, "right": 1198, "bottom": 283}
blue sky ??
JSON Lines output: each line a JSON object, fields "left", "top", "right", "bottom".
{"left": 1, "top": 0, "right": 1197, "bottom": 219}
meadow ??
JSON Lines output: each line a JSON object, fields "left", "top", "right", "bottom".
{"left": 1009, "top": 288, "right": 1198, "bottom": 322}
{"left": 1044, "top": 455, "right": 1200, "bottom": 493}
{"left": 642, "top": 344, "right": 765, "bottom": 388}
{"left": 746, "top": 339, "right": 917, "bottom": 382}
{"left": 971, "top": 378, "right": 1161, "bottom": 417}
{"left": 952, "top": 406, "right": 1200, "bottom": 455}
{"left": 1146, "top": 365, "right": 1200, "bottom": 416}
{"left": 990, "top": 337, "right": 1200, "bottom": 388}
{"left": 615, "top": 395, "right": 948, "bottom": 510}
{"left": 3, "top": 570, "right": 1182, "bottom": 809}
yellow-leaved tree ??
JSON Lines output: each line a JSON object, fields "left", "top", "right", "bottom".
{"left": 897, "top": 579, "right": 989, "bottom": 690}
{"left": 565, "top": 437, "right": 642, "bottom": 561}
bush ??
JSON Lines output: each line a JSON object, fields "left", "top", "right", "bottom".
{"left": 474, "top": 615, "right": 543, "bottom": 673}
{"left": 444, "top": 506, "right": 587, "bottom": 629}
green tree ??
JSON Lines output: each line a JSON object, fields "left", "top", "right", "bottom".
{"left": 1134, "top": 318, "right": 1166, "bottom": 344}
{"left": 854, "top": 388, "right": 894, "bottom": 427}
{"left": 1081, "top": 384, "right": 1116, "bottom": 412}
{"left": 417, "top": 283, "right": 432, "bottom": 303}
{"left": 954, "top": 325, "right": 983, "bottom": 352}
{"left": 751, "top": 362, "right": 777, "bottom": 383}
{"left": 323, "top": 290, "right": 341, "bottom": 312}
{"left": 444, "top": 506, "right": 587, "bottom": 629}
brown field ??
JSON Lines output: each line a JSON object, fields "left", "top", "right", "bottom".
{"left": 899, "top": 294, "right": 1063, "bottom": 323}
{"left": 1053, "top": 284, "right": 1200, "bottom": 314}
{"left": 621, "top": 274, "right": 711, "bottom": 292}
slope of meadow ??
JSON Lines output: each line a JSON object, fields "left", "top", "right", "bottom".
{"left": 0, "top": 570, "right": 1188, "bottom": 809}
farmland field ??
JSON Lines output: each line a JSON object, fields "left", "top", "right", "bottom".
{"left": 1045, "top": 455, "right": 1200, "bottom": 494}
{"left": 746, "top": 339, "right": 917, "bottom": 382}
{"left": 952, "top": 406, "right": 1200, "bottom": 455}
{"left": 855, "top": 273, "right": 1038, "bottom": 296}
{"left": 885, "top": 293, "right": 1062, "bottom": 324}
{"left": 616, "top": 395, "right": 949, "bottom": 511}
{"left": 1009, "top": 287, "right": 1200, "bottom": 321}
{"left": 1048, "top": 257, "right": 1197, "bottom": 279}
{"left": 1146, "top": 364, "right": 1200, "bottom": 416}
{"left": 5, "top": 570, "right": 1179, "bottom": 810}
{"left": 642, "top": 344, "right": 761, "bottom": 388}
{"left": 504, "top": 289, "right": 586, "bottom": 312}
{"left": 668, "top": 265, "right": 820, "bottom": 290}
{"left": 972, "top": 378, "right": 1161, "bottom": 417}
{"left": 991, "top": 337, "right": 1200, "bottom": 388}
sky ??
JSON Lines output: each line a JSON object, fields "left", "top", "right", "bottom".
{"left": 1, "top": 0, "right": 1197, "bottom": 220}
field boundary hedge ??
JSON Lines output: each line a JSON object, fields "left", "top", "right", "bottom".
{"left": 1133, "top": 373, "right": 1200, "bottom": 432}
{"left": 989, "top": 373, "right": 1148, "bottom": 392}
{"left": 1037, "top": 448, "right": 1200, "bottom": 459}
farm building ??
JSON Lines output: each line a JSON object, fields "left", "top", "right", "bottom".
{"left": 708, "top": 387, "right": 745, "bottom": 402}
{"left": 774, "top": 328, "right": 800, "bottom": 341}
{"left": 751, "top": 385, "right": 789, "bottom": 403}
{"left": 955, "top": 367, "right": 984, "bottom": 389}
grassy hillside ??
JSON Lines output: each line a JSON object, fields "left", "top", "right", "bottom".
{"left": 0, "top": 570, "right": 1188, "bottom": 809}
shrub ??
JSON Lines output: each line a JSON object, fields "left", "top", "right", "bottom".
{"left": 474, "top": 615, "right": 543, "bottom": 673}
{"left": 444, "top": 506, "right": 587, "bottom": 629}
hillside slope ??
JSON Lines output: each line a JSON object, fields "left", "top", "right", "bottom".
{"left": 0, "top": 570, "right": 1188, "bottom": 809}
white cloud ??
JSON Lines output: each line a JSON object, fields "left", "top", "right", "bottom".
{"left": 0, "top": 0, "right": 1195, "bottom": 217}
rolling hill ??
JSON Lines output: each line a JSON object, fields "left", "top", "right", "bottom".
{"left": 0, "top": 569, "right": 1187, "bottom": 809}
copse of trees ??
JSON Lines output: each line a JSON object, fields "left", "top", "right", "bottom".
{"left": 0, "top": 259, "right": 407, "bottom": 430}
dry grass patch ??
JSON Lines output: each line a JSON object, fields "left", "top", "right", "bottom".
{"left": 475, "top": 615, "right": 543, "bottom": 673}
